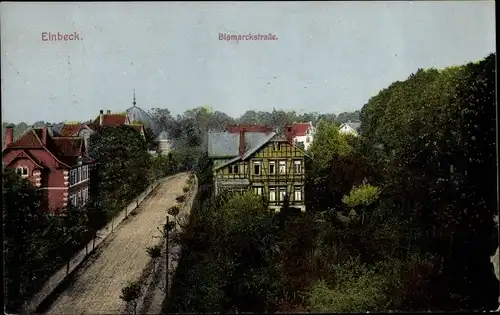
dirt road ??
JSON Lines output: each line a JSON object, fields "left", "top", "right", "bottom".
{"left": 44, "top": 173, "right": 189, "bottom": 315}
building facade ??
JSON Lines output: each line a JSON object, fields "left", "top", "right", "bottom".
{"left": 208, "top": 126, "right": 306, "bottom": 212}
{"left": 2, "top": 125, "right": 94, "bottom": 212}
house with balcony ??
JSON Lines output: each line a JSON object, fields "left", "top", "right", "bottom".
{"left": 2, "top": 125, "right": 94, "bottom": 212}
{"left": 208, "top": 125, "right": 307, "bottom": 212}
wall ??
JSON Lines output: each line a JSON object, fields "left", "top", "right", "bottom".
{"left": 22, "top": 173, "right": 185, "bottom": 314}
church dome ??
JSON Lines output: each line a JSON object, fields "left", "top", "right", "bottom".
{"left": 125, "top": 91, "right": 157, "bottom": 133}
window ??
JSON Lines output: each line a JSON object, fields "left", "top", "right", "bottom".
{"left": 294, "top": 186, "right": 303, "bottom": 201}
{"left": 70, "top": 169, "right": 76, "bottom": 186}
{"left": 228, "top": 166, "right": 233, "bottom": 174}
{"left": 273, "top": 142, "right": 282, "bottom": 151}
{"left": 16, "top": 166, "right": 29, "bottom": 177}
{"left": 254, "top": 187, "right": 263, "bottom": 196}
{"left": 253, "top": 161, "right": 261, "bottom": 175}
{"left": 70, "top": 193, "right": 77, "bottom": 206}
{"left": 279, "top": 187, "right": 287, "bottom": 201}
{"left": 279, "top": 160, "right": 286, "bottom": 174}
{"left": 82, "top": 166, "right": 87, "bottom": 180}
{"left": 269, "top": 161, "right": 276, "bottom": 175}
{"left": 228, "top": 164, "right": 239, "bottom": 174}
{"left": 269, "top": 187, "right": 276, "bottom": 202}
{"left": 294, "top": 160, "right": 302, "bottom": 173}
{"left": 76, "top": 190, "right": 82, "bottom": 205}
{"left": 306, "top": 136, "right": 311, "bottom": 143}
{"left": 77, "top": 167, "right": 81, "bottom": 183}
{"left": 233, "top": 165, "right": 239, "bottom": 174}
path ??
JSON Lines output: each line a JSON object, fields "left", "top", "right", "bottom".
{"left": 43, "top": 173, "right": 189, "bottom": 315}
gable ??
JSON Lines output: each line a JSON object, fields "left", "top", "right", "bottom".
{"left": 3, "top": 149, "right": 46, "bottom": 168}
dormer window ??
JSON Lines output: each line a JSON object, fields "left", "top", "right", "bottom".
{"left": 16, "top": 166, "right": 29, "bottom": 177}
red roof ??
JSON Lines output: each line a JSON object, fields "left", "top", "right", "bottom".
{"left": 288, "top": 122, "right": 312, "bottom": 137}
{"left": 3, "top": 128, "right": 91, "bottom": 168}
{"left": 59, "top": 123, "right": 98, "bottom": 137}
{"left": 59, "top": 124, "right": 81, "bottom": 136}
{"left": 93, "top": 114, "right": 129, "bottom": 126}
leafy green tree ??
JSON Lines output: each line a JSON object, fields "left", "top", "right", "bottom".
{"left": 3, "top": 170, "right": 48, "bottom": 312}
{"left": 89, "top": 125, "right": 151, "bottom": 215}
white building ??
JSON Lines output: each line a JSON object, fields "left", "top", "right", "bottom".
{"left": 288, "top": 122, "right": 316, "bottom": 150}
{"left": 157, "top": 130, "right": 172, "bottom": 155}
{"left": 339, "top": 121, "right": 361, "bottom": 136}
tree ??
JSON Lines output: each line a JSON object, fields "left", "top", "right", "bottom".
{"left": 3, "top": 170, "right": 48, "bottom": 312}
{"left": 89, "top": 125, "right": 152, "bottom": 215}
{"left": 120, "top": 281, "right": 142, "bottom": 315}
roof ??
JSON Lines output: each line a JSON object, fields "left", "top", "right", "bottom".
{"left": 208, "top": 132, "right": 239, "bottom": 157}
{"left": 126, "top": 105, "right": 156, "bottom": 132}
{"left": 289, "top": 122, "right": 312, "bottom": 137}
{"left": 3, "top": 128, "right": 91, "bottom": 168}
{"left": 59, "top": 123, "right": 98, "bottom": 137}
{"left": 214, "top": 132, "right": 277, "bottom": 170}
{"left": 93, "top": 113, "right": 129, "bottom": 126}
{"left": 207, "top": 131, "right": 272, "bottom": 158}
{"left": 59, "top": 124, "right": 81, "bottom": 136}
{"left": 340, "top": 121, "right": 361, "bottom": 131}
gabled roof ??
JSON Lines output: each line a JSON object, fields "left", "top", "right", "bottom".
{"left": 59, "top": 124, "right": 81, "bottom": 136}
{"left": 289, "top": 122, "right": 313, "bottom": 137}
{"left": 214, "top": 132, "right": 277, "bottom": 170}
{"left": 4, "top": 149, "right": 46, "bottom": 168}
{"left": 59, "top": 123, "right": 98, "bottom": 137}
{"left": 207, "top": 131, "right": 273, "bottom": 158}
{"left": 340, "top": 121, "right": 361, "bottom": 131}
{"left": 3, "top": 128, "right": 91, "bottom": 168}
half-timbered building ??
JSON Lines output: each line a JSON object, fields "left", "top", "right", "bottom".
{"left": 208, "top": 125, "right": 307, "bottom": 212}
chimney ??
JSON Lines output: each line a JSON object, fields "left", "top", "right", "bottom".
{"left": 5, "top": 125, "right": 13, "bottom": 146}
{"left": 99, "top": 109, "right": 104, "bottom": 125}
{"left": 42, "top": 127, "right": 48, "bottom": 145}
{"left": 239, "top": 129, "right": 246, "bottom": 156}
{"left": 107, "top": 110, "right": 111, "bottom": 114}
{"left": 285, "top": 126, "right": 295, "bottom": 143}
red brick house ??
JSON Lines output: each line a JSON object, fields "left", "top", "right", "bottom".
{"left": 2, "top": 125, "right": 94, "bottom": 213}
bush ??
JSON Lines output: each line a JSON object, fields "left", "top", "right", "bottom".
{"left": 308, "top": 259, "right": 388, "bottom": 313}
{"left": 176, "top": 195, "right": 186, "bottom": 203}
{"left": 146, "top": 244, "right": 162, "bottom": 259}
{"left": 120, "top": 280, "right": 142, "bottom": 314}
{"left": 168, "top": 205, "right": 180, "bottom": 217}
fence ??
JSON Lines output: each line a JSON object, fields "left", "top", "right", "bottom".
{"left": 22, "top": 173, "right": 186, "bottom": 314}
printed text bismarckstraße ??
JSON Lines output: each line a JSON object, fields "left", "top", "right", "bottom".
{"left": 219, "top": 33, "right": 278, "bottom": 41}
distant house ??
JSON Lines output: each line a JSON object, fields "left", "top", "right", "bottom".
{"left": 339, "top": 121, "right": 361, "bottom": 136}
{"left": 156, "top": 130, "right": 172, "bottom": 155}
{"left": 208, "top": 125, "right": 307, "bottom": 212}
{"left": 59, "top": 122, "right": 99, "bottom": 151}
{"left": 92, "top": 109, "right": 145, "bottom": 138}
{"left": 2, "top": 125, "right": 94, "bottom": 213}
{"left": 287, "top": 122, "right": 316, "bottom": 150}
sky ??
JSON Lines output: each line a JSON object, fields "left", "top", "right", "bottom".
{"left": 0, "top": 1, "right": 496, "bottom": 125}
